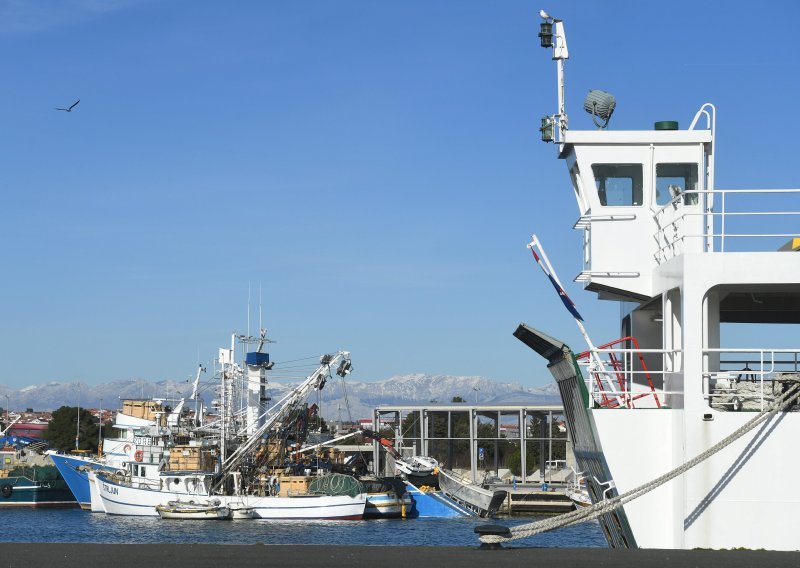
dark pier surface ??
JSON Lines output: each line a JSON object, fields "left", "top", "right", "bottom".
{"left": 3, "top": 543, "right": 799, "bottom": 568}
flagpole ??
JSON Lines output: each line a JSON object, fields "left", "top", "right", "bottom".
{"left": 527, "top": 234, "right": 625, "bottom": 407}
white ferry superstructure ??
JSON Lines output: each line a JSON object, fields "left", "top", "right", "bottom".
{"left": 517, "top": 12, "right": 800, "bottom": 551}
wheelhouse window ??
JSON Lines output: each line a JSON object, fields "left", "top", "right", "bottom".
{"left": 592, "top": 164, "right": 643, "bottom": 206}
{"left": 656, "top": 163, "right": 699, "bottom": 205}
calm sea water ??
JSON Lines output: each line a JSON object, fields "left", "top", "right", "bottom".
{"left": 1, "top": 509, "right": 606, "bottom": 548}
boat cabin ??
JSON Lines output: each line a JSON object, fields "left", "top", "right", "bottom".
{"left": 560, "top": 123, "right": 711, "bottom": 301}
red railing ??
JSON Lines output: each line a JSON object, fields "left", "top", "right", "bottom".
{"left": 577, "top": 336, "right": 661, "bottom": 409}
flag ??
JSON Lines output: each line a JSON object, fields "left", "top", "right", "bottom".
{"left": 546, "top": 273, "right": 584, "bottom": 321}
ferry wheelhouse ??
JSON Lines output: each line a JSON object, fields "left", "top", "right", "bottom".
{"left": 519, "top": 13, "right": 800, "bottom": 551}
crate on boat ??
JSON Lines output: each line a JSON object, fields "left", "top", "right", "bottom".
{"left": 278, "top": 475, "right": 311, "bottom": 497}
{"left": 167, "top": 445, "right": 216, "bottom": 471}
{"left": 121, "top": 400, "right": 167, "bottom": 426}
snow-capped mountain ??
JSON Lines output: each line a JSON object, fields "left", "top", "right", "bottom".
{"left": 1, "top": 374, "right": 560, "bottom": 420}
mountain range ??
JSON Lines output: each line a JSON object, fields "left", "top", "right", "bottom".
{"left": 1, "top": 374, "right": 560, "bottom": 420}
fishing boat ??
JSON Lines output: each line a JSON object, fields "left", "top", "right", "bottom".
{"left": 94, "top": 469, "right": 365, "bottom": 519}
{"left": 49, "top": 368, "right": 208, "bottom": 509}
{"left": 155, "top": 499, "right": 230, "bottom": 520}
{"left": 436, "top": 467, "right": 506, "bottom": 518}
{"left": 515, "top": 11, "right": 800, "bottom": 551}
{"left": 359, "top": 478, "right": 413, "bottom": 519}
{"left": 0, "top": 445, "right": 77, "bottom": 508}
{"left": 92, "top": 345, "right": 367, "bottom": 520}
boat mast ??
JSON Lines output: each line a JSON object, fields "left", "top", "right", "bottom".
{"left": 537, "top": 10, "right": 569, "bottom": 145}
{"left": 75, "top": 385, "right": 81, "bottom": 451}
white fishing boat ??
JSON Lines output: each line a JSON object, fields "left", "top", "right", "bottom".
{"left": 156, "top": 499, "right": 230, "bottom": 520}
{"left": 92, "top": 348, "right": 367, "bottom": 520}
{"left": 515, "top": 11, "right": 800, "bottom": 551}
{"left": 94, "top": 470, "right": 365, "bottom": 519}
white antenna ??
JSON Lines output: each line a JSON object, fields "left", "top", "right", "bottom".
{"left": 259, "top": 283, "right": 263, "bottom": 332}
{"left": 537, "top": 10, "right": 569, "bottom": 143}
{"left": 247, "top": 281, "right": 251, "bottom": 338}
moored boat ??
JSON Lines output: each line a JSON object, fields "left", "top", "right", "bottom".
{"left": 436, "top": 467, "right": 506, "bottom": 518}
{"left": 93, "top": 470, "right": 366, "bottom": 519}
{"left": 1, "top": 445, "right": 77, "bottom": 508}
{"left": 516, "top": 10, "right": 800, "bottom": 551}
{"left": 156, "top": 499, "right": 230, "bottom": 520}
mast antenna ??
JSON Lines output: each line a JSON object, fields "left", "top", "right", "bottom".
{"left": 537, "top": 9, "right": 569, "bottom": 144}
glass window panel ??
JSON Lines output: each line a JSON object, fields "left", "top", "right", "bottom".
{"left": 591, "top": 164, "right": 643, "bottom": 206}
{"left": 656, "top": 163, "right": 699, "bottom": 205}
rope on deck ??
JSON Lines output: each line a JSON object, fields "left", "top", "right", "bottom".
{"left": 478, "top": 384, "right": 800, "bottom": 545}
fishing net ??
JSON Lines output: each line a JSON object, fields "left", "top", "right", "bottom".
{"left": 309, "top": 473, "right": 364, "bottom": 498}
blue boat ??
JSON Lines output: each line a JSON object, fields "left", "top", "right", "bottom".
{"left": 402, "top": 481, "right": 475, "bottom": 518}
{"left": 48, "top": 452, "right": 115, "bottom": 509}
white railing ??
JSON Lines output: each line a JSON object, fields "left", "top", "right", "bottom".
{"left": 702, "top": 348, "right": 800, "bottom": 411}
{"left": 653, "top": 188, "right": 800, "bottom": 263}
{"left": 575, "top": 346, "right": 682, "bottom": 409}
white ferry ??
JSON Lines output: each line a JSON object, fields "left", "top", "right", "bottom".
{"left": 516, "top": 12, "right": 800, "bottom": 550}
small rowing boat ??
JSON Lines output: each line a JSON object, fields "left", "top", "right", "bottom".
{"left": 155, "top": 499, "right": 230, "bottom": 520}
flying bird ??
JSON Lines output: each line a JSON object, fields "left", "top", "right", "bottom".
{"left": 55, "top": 99, "right": 80, "bottom": 112}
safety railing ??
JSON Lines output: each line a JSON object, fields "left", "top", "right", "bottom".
{"left": 576, "top": 341, "right": 682, "bottom": 409}
{"left": 702, "top": 348, "right": 800, "bottom": 412}
{"left": 653, "top": 188, "right": 800, "bottom": 263}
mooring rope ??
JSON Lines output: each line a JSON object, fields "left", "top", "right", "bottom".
{"left": 479, "top": 383, "right": 800, "bottom": 545}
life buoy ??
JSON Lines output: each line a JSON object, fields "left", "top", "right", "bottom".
{"left": 1, "top": 484, "right": 12, "bottom": 498}
{"left": 134, "top": 450, "right": 144, "bottom": 463}
{"left": 123, "top": 444, "right": 132, "bottom": 455}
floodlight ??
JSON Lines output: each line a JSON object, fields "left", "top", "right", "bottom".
{"left": 583, "top": 90, "right": 616, "bottom": 129}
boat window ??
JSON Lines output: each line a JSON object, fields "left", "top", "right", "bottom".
{"left": 591, "top": 164, "right": 643, "bottom": 206}
{"left": 656, "top": 163, "right": 699, "bottom": 205}
{"left": 570, "top": 162, "right": 581, "bottom": 193}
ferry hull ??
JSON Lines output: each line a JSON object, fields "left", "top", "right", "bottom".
{"left": 593, "top": 408, "right": 800, "bottom": 550}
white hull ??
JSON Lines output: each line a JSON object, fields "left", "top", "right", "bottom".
{"left": 87, "top": 472, "right": 106, "bottom": 513}
{"left": 229, "top": 506, "right": 256, "bottom": 519}
{"left": 93, "top": 474, "right": 366, "bottom": 519}
{"left": 592, "top": 408, "right": 800, "bottom": 550}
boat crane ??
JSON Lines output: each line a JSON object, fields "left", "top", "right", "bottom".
{"left": 212, "top": 351, "right": 352, "bottom": 492}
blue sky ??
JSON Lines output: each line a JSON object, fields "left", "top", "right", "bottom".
{"left": 1, "top": 1, "right": 799, "bottom": 388}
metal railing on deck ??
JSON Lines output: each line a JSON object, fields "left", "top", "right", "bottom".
{"left": 703, "top": 348, "right": 800, "bottom": 411}
{"left": 653, "top": 188, "right": 800, "bottom": 263}
{"left": 575, "top": 343, "right": 681, "bottom": 409}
